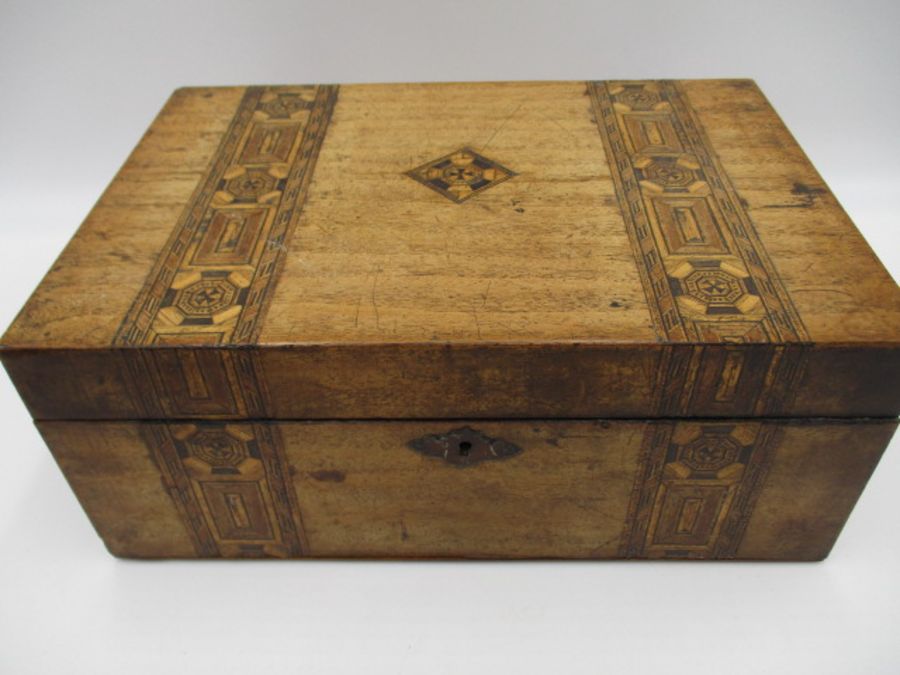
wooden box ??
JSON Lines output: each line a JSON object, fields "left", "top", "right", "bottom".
{"left": 2, "top": 80, "right": 898, "bottom": 560}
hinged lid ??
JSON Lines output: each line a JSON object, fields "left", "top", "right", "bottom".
{"left": 2, "top": 80, "right": 899, "bottom": 420}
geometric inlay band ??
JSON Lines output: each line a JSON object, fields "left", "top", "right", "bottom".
{"left": 588, "top": 81, "right": 810, "bottom": 417}
{"left": 587, "top": 80, "right": 808, "bottom": 344}
{"left": 618, "top": 421, "right": 781, "bottom": 559}
{"left": 142, "top": 422, "right": 307, "bottom": 558}
{"left": 115, "top": 85, "right": 339, "bottom": 347}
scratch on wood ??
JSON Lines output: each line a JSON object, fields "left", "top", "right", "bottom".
{"left": 353, "top": 292, "right": 363, "bottom": 328}
{"left": 534, "top": 110, "right": 577, "bottom": 141}
{"left": 481, "top": 103, "right": 524, "bottom": 152}
{"left": 371, "top": 269, "right": 382, "bottom": 329}
{"left": 791, "top": 287, "right": 855, "bottom": 299}
{"left": 481, "top": 280, "right": 492, "bottom": 308}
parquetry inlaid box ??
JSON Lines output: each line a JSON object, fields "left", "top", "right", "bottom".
{"left": 2, "top": 80, "right": 899, "bottom": 560}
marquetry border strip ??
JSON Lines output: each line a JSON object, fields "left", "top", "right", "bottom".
{"left": 115, "top": 84, "right": 338, "bottom": 348}
{"left": 587, "top": 80, "right": 808, "bottom": 344}
{"left": 114, "top": 85, "right": 338, "bottom": 419}
{"left": 618, "top": 421, "right": 780, "bottom": 559}
{"left": 713, "top": 425, "right": 781, "bottom": 557}
{"left": 143, "top": 422, "right": 307, "bottom": 558}
{"left": 143, "top": 424, "right": 218, "bottom": 557}
{"left": 649, "top": 342, "right": 812, "bottom": 417}
{"left": 115, "top": 86, "right": 262, "bottom": 347}
{"left": 233, "top": 85, "right": 339, "bottom": 343}
{"left": 588, "top": 80, "right": 810, "bottom": 416}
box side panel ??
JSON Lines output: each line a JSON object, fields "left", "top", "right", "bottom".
{"left": 36, "top": 418, "right": 895, "bottom": 560}
{"left": 3, "top": 350, "right": 142, "bottom": 420}
{"left": 37, "top": 421, "right": 196, "bottom": 558}
{"left": 787, "top": 345, "right": 900, "bottom": 417}
{"left": 738, "top": 421, "right": 894, "bottom": 560}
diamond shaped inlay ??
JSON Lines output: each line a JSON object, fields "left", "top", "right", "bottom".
{"left": 405, "top": 147, "right": 516, "bottom": 203}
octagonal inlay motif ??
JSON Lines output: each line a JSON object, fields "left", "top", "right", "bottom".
{"left": 186, "top": 430, "right": 250, "bottom": 468}
{"left": 635, "top": 156, "right": 704, "bottom": 191}
{"left": 678, "top": 434, "right": 742, "bottom": 472}
{"left": 684, "top": 269, "right": 744, "bottom": 305}
{"left": 223, "top": 168, "right": 282, "bottom": 203}
{"left": 176, "top": 278, "right": 238, "bottom": 317}
{"left": 259, "top": 91, "right": 314, "bottom": 119}
{"left": 158, "top": 270, "right": 250, "bottom": 327}
{"left": 668, "top": 259, "right": 762, "bottom": 317}
{"left": 612, "top": 84, "right": 663, "bottom": 111}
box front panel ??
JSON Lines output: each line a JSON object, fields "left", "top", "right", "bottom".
{"left": 38, "top": 418, "right": 894, "bottom": 560}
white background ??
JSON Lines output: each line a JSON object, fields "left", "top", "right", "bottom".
{"left": 1, "top": 1, "right": 899, "bottom": 672}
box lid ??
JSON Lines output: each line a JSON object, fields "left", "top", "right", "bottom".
{"left": 2, "top": 80, "right": 899, "bottom": 421}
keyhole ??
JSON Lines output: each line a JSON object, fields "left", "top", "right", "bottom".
{"left": 458, "top": 441, "right": 472, "bottom": 457}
